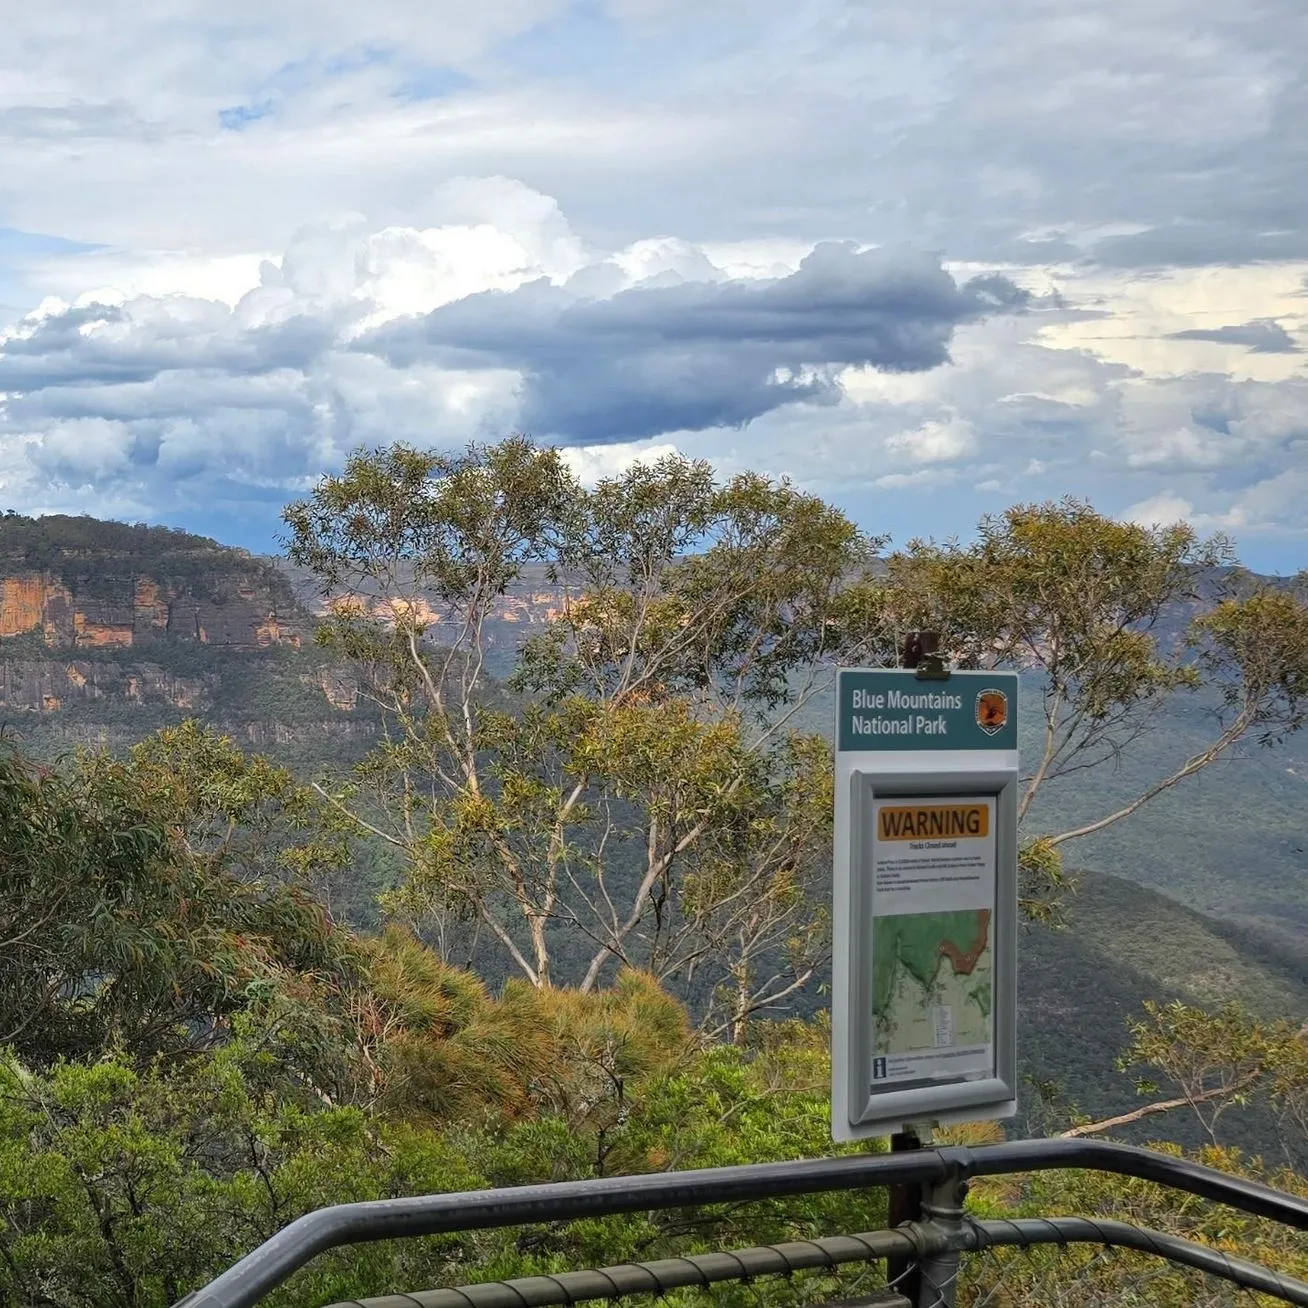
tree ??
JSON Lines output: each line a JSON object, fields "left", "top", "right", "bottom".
{"left": 0, "top": 1035, "right": 493, "bottom": 1308}
{"left": 873, "top": 500, "right": 1308, "bottom": 916}
{"left": 286, "top": 445, "right": 1308, "bottom": 1001}
{"left": 1060, "top": 999, "right": 1308, "bottom": 1169}
{"left": 0, "top": 1013, "right": 889, "bottom": 1308}
{"left": 964, "top": 1139, "right": 1308, "bottom": 1308}
{"left": 0, "top": 730, "right": 354, "bottom": 1071}
{"left": 123, "top": 719, "right": 355, "bottom": 903}
{"left": 283, "top": 440, "right": 882, "bottom": 1035}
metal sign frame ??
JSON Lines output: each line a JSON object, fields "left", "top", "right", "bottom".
{"left": 832, "top": 668, "right": 1020, "bottom": 1141}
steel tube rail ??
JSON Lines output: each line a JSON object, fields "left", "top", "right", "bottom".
{"left": 176, "top": 1138, "right": 1308, "bottom": 1308}
{"left": 969, "top": 1216, "right": 1308, "bottom": 1307}
{"left": 320, "top": 1229, "right": 925, "bottom": 1308}
{"left": 317, "top": 1216, "right": 1308, "bottom": 1308}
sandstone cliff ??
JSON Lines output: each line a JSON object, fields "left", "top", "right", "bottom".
{"left": 0, "top": 515, "right": 324, "bottom": 730}
{"left": 0, "top": 512, "right": 308, "bottom": 650}
{"left": 0, "top": 659, "right": 214, "bottom": 714}
{"left": 0, "top": 570, "right": 303, "bottom": 651}
{"left": 271, "top": 560, "right": 567, "bottom": 635}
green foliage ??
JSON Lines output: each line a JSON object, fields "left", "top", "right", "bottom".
{"left": 1117, "top": 999, "right": 1308, "bottom": 1163}
{"left": 1017, "top": 836, "right": 1071, "bottom": 924}
{"left": 1191, "top": 581, "right": 1308, "bottom": 747}
{"left": 964, "top": 1143, "right": 1308, "bottom": 1307}
{"left": 0, "top": 511, "right": 228, "bottom": 567}
{"left": 0, "top": 1015, "right": 884, "bottom": 1307}
{"left": 2, "top": 478, "right": 1307, "bottom": 1307}
{"left": 124, "top": 719, "right": 354, "bottom": 891}
{"left": 0, "top": 716, "right": 1303, "bottom": 1305}
{"left": 0, "top": 1040, "right": 479, "bottom": 1308}
{"left": 286, "top": 450, "right": 1308, "bottom": 971}
{"left": 0, "top": 726, "right": 362, "bottom": 1080}
{"left": 1014, "top": 865, "right": 1308, "bottom": 1156}
{"left": 285, "top": 439, "right": 876, "bottom": 1028}
{"left": 868, "top": 501, "right": 1308, "bottom": 915}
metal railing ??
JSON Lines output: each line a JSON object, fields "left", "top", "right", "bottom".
{"left": 175, "top": 1138, "right": 1308, "bottom": 1308}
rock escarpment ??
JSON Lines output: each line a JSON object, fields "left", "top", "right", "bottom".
{"left": 0, "top": 570, "right": 303, "bottom": 651}
{"left": 0, "top": 659, "right": 214, "bottom": 713}
{"left": 0, "top": 518, "right": 344, "bottom": 749}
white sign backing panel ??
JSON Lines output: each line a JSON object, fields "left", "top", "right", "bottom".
{"left": 831, "top": 668, "right": 1019, "bottom": 1142}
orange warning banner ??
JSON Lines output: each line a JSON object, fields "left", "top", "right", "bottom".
{"left": 877, "top": 803, "right": 989, "bottom": 841}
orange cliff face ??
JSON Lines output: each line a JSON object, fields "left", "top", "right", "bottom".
{"left": 255, "top": 617, "right": 301, "bottom": 647}
{"left": 74, "top": 612, "right": 136, "bottom": 647}
{"left": 134, "top": 577, "right": 171, "bottom": 634}
{"left": 0, "top": 569, "right": 305, "bottom": 650}
{"left": 1, "top": 576, "right": 70, "bottom": 638}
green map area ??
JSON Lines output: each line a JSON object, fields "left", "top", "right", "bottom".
{"left": 873, "top": 910, "right": 993, "bottom": 1054}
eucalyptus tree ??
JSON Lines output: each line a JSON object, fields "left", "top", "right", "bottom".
{"left": 873, "top": 500, "right": 1308, "bottom": 916}
{"left": 284, "top": 438, "right": 887, "bottom": 1036}
{"left": 286, "top": 444, "right": 1308, "bottom": 1012}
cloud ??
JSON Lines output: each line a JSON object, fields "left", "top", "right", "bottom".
{"left": 0, "top": 197, "right": 1031, "bottom": 532}
{"left": 1110, "top": 372, "right": 1308, "bottom": 475}
{"left": 361, "top": 242, "right": 1029, "bottom": 442}
{"left": 3, "top": 0, "right": 1308, "bottom": 564}
{"left": 1169, "top": 318, "right": 1301, "bottom": 354}
{"left": 2, "top": 0, "right": 1304, "bottom": 272}
{"left": 557, "top": 439, "right": 682, "bottom": 486}
{"left": 5, "top": 180, "right": 1305, "bottom": 568}
{"left": 1123, "top": 491, "right": 1200, "bottom": 529}
{"left": 873, "top": 467, "right": 959, "bottom": 490}
{"left": 0, "top": 298, "right": 339, "bottom": 391}
{"left": 884, "top": 417, "right": 977, "bottom": 464}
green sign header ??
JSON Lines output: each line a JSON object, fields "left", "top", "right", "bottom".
{"left": 837, "top": 669, "right": 1019, "bottom": 753}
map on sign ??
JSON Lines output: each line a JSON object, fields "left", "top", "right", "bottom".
{"left": 872, "top": 910, "right": 993, "bottom": 1055}
{"left": 868, "top": 796, "right": 997, "bottom": 1088}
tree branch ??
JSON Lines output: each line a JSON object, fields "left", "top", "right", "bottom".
{"left": 1059, "top": 1073, "right": 1260, "bottom": 1139}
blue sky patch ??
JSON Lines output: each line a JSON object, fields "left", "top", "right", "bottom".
{"left": 494, "top": 2, "right": 627, "bottom": 80}
{"left": 218, "top": 101, "right": 274, "bottom": 131}
{"left": 392, "top": 65, "right": 474, "bottom": 103}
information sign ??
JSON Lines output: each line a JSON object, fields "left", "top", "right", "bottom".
{"left": 832, "top": 668, "right": 1019, "bottom": 1140}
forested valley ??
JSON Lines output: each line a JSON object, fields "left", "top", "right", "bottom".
{"left": 0, "top": 439, "right": 1305, "bottom": 1307}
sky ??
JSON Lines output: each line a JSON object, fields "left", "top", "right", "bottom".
{"left": 1, "top": 1, "right": 1306, "bottom": 572}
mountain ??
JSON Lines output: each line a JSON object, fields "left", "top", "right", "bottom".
{"left": 8, "top": 523, "right": 1303, "bottom": 931}
{"left": 1016, "top": 866, "right": 1308, "bottom": 1160}
{"left": 0, "top": 514, "right": 371, "bottom": 766}
{"left": 1, "top": 513, "right": 306, "bottom": 651}
{"left": 10, "top": 523, "right": 1296, "bottom": 926}
{"left": 2, "top": 515, "right": 1304, "bottom": 1154}
{"left": 274, "top": 545, "right": 1308, "bottom": 1151}
{"left": 272, "top": 556, "right": 565, "bottom": 679}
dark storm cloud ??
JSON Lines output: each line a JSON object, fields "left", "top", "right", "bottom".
{"left": 1170, "top": 319, "right": 1301, "bottom": 354}
{"left": 1090, "top": 224, "right": 1308, "bottom": 271}
{"left": 360, "top": 242, "right": 1029, "bottom": 442}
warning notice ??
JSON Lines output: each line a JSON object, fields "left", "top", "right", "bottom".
{"left": 869, "top": 795, "right": 996, "bottom": 1089}
{"left": 871, "top": 798, "right": 995, "bottom": 916}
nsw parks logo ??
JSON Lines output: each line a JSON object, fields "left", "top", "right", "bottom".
{"left": 975, "top": 688, "right": 1009, "bottom": 736}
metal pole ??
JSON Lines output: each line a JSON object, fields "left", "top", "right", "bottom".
{"left": 883, "top": 633, "right": 945, "bottom": 1301}
{"left": 886, "top": 1125, "right": 929, "bottom": 1301}
{"left": 914, "top": 1175, "right": 968, "bottom": 1308}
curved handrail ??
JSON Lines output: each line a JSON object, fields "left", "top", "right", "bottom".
{"left": 176, "top": 1138, "right": 1308, "bottom": 1308}
{"left": 313, "top": 1219, "right": 1308, "bottom": 1308}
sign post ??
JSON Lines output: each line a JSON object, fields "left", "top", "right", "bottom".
{"left": 832, "top": 664, "right": 1019, "bottom": 1142}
